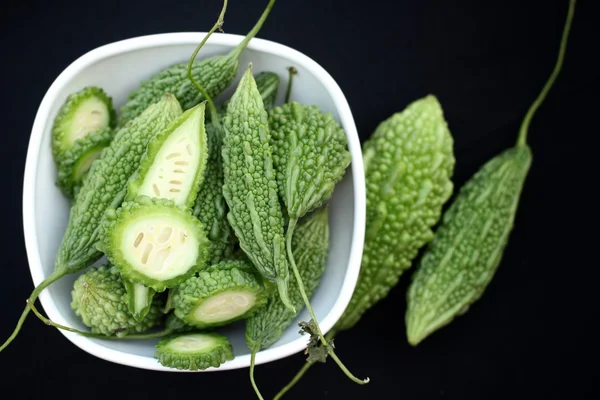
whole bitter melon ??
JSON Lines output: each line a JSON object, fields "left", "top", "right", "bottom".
{"left": 335, "top": 95, "right": 455, "bottom": 332}
{"left": 405, "top": 147, "right": 531, "bottom": 344}
{"left": 221, "top": 64, "right": 293, "bottom": 313}
{"left": 193, "top": 74, "right": 282, "bottom": 264}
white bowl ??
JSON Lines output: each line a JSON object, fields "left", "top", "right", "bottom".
{"left": 22, "top": 32, "right": 366, "bottom": 372}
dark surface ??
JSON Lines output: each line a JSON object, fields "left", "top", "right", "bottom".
{"left": 1, "top": 0, "right": 596, "bottom": 399}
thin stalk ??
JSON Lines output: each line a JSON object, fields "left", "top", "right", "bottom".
{"left": 249, "top": 342, "right": 265, "bottom": 400}
{"left": 284, "top": 67, "right": 297, "bottom": 103}
{"left": 229, "top": 0, "right": 277, "bottom": 60}
{"left": 273, "top": 361, "right": 315, "bottom": 400}
{"left": 273, "top": 330, "right": 337, "bottom": 400}
{"left": 517, "top": 0, "right": 575, "bottom": 146}
{"left": 28, "top": 300, "right": 172, "bottom": 340}
{"left": 285, "top": 219, "right": 369, "bottom": 385}
{"left": 0, "top": 269, "right": 65, "bottom": 352}
{"left": 187, "top": 0, "right": 229, "bottom": 130}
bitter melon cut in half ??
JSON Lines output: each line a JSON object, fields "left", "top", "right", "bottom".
{"left": 127, "top": 103, "right": 208, "bottom": 209}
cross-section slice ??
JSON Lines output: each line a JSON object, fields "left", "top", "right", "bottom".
{"left": 100, "top": 197, "right": 210, "bottom": 291}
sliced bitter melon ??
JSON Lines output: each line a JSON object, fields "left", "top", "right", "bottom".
{"left": 123, "top": 279, "right": 156, "bottom": 322}
{"left": 154, "top": 332, "right": 234, "bottom": 371}
{"left": 56, "top": 127, "right": 114, "bottom": 198}
{"left": 126, "top": 102, "right": 208, "bottom": 209}
{"left": 173, "top": 259, "right": 269, "bottom": 328}
{"left": 99, "top": 196, "right": 210, "bottom": 292}
{"left": 52, "top": 86, "right": 116, "bottom": 158}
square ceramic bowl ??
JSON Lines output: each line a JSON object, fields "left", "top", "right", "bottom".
{"left": 22, "top": 32, "right": 366, "bottom": 372}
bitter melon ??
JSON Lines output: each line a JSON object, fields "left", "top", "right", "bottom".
{"left": 173, "top": 259, "right": 269, "bottom": 329}
{"left": 123, "top": 279, "right": 157, "bottom": 322}
{"left": 51, "top": 86, "right": 117, "bottom": 198}
{"left": 335, "top": 95, "right": 455, "bottom": 332}
{"left": 269, "top": 102, "right": 351, "bottom": 222}
{"left": 70, "top": 264, "right": 164, "bottom": 337}
{"left": 193, "top": 73, "right": 282, "bottom": 264}
{"left": 51, "top": 86, "right": 116, "bottom": 157}
{"left": 221, "top": 64, "right": 293, "bottom": 313}
{"left": 154, "top": 332, "right": 234, "bottom": 371}
{"left": 405, "top": 147, "right": 530, "bottom": 345}
{"left": 125, "top": 102, "right": 208, "bottom": 209}
{"left": 99, "top": 196, "right": 210, "bottom": 292}
{"left": 56, "top": 127, "right": 114, "bottom": 199}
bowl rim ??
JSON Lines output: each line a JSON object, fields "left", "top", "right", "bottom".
{"left": 22, "top": 31, "right": 366, "bottom": 372}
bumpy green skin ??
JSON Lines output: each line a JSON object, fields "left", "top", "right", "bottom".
{"left": 118, "top": 55, "right": 238, "bottom": 127}
{"left": 334, "top": 95, "right": 456, "bottom": 333}
{"left": 155, "top": 332, "right": 234, "bottom": 371}
{"left": 52, "top": 86, "right": 116, "bottom": 158}
{"left": 192, "top": 122, "right": 235, "bottom": 263}
{"left": 126, "top": 102, "right": 208, "bottom": 210}
{"left": 56, "top": 127, "right": 114, "bottom": 199}
{"left": 99, "top": 196, "right": 211, "bottom": 291}
{"left": 220, "top": 71, "right": 280, "bottom": 114}
{"left": 406, "top": 146, "right": 531, "bottom": 345}
{"left": 221, "top": 66, "right": 291, "bottom": 306}
{"left": 123, "top": 280, "right": 156, "bottom": 322}
{"left": 70, "top": 264, "right": 164, "bottom": 336}
{"left": 192, "top": 74, "right": 283, "bottom": 264}
{"left": 173, "top": 259, "right": 268, "bottom": 328}
{"left": 269, "top": 102, "right": 351, "bottom": 218}
{"left": 55, "top": 95, "right": 182, "bottom": 275}
{"left": 245, "top": 205, "right": 329, "bottom": 351}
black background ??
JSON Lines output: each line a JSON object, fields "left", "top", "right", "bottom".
{"left": 0, "top": 0, "right": 597, "bottom": 399}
